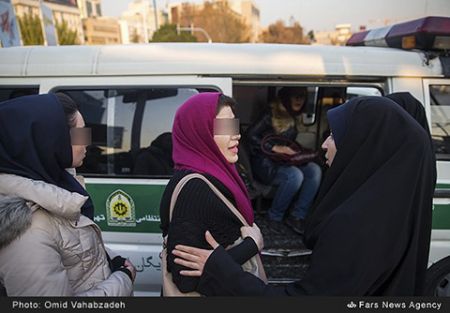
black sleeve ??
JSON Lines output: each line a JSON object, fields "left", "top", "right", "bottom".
{"left": 227, "top": 236, "right": 259, "bottom": 265}
{"left": 202, "top": 246, "right": 307, "bottom": 296}
{"left": 201, "top": 208, "right": 391, "bottom": 296}
{"left": 166, "top": 178, "right": 256, "bottom": 293}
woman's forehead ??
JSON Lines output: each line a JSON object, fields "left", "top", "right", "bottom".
{"left": 216, "top": 106, "right": 234, "bottom": 118}
{"left": 74, "top": 111, "right": 85, "bottom": 127}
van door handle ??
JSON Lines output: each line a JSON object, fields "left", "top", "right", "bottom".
{"left": 434, "top": 189, "right": 450, "bottom": 198}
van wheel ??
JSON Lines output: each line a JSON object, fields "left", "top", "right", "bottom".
{"left": 424, "top": 256, "right": 450, "bottom": 296}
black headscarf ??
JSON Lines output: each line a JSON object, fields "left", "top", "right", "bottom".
{"left": 0, "top": 94, "right": 94, "bottom": 219}
{"left": 325, "top": 101, "right": 351, "bottom": 149}
{"left": 386, "top": 92, "right": 437, "bottom": 184}
{"left": 303, "top": 96, "right": 435, "bottom": 295}
{"left": 386, "top": 92, "right": 430, "bottom": 131}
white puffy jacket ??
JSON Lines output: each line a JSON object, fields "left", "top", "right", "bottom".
{"left": 0, "top": 173, "right": 133, "bottom": 296}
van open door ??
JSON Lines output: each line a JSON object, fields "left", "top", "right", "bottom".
{"left": 424, "top": 79, "right": 450, "bottom": 296}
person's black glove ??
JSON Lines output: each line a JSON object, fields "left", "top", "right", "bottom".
{"left": 110, "top": 256, "right": 127, "bottom": 271}
{"left": 107, "top": 254, "right": 134, "bottom": 281}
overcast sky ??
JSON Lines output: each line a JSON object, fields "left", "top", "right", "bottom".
{"left": 101, "top": 0, "right": 450, "bottom": 32}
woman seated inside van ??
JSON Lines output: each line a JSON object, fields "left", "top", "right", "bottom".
{"left": 133, "top": 132, "right": 174, "bottom": 176}
{"left": 246, "top": 87, "right": 322, "bottom": 235}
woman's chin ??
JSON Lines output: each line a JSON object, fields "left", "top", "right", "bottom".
{"left": 226, "top": 155, "right": 239, "bottom": 164}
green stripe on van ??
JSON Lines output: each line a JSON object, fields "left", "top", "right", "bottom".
{"left": 433, "top": 204, "right": 450, "bottom": 229}
{"left": 433, "top": 183, "right": 450, "bottom": 230}
{"left": 85, "top": 182, "right": 450, "bottom": 232}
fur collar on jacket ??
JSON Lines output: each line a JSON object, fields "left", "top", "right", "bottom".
{"left": 0, "top": 174, "right": 88, "bottom": 249}
{"left": 271, "top": 101, "right": 299, "bottom": 134}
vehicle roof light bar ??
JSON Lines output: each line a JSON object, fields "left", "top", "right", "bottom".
{"left": 347, "top": 16, "right": 450, "bottom": 51}
{"left": 346, "top": 30, "right": 369, "bottom": 46}
{"left": 363, "top": 26, "right": 392, "bottom": 47}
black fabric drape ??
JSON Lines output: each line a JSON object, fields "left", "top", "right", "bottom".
{"left": 303, "top": 96, "right": 435, "bottom": 295}
{"left": 386, "top": 92, "right": 430, "bottom": 132}
{"left": 386, "top": 92, "right": 437, "bottom": 184}
{"left": 0, "top": 94, "right": 94, "bottom": 219}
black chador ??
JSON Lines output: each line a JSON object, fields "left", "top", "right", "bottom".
{"left": 199, "top": 96, "right": 435, "bottom": 296}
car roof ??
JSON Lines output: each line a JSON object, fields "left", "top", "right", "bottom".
{"left": 0, "top": 43, "right": 443, "bottom": 78}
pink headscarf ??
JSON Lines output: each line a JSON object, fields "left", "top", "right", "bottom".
{"left": 172, "top": 92, "right": 254, "bottom": 224}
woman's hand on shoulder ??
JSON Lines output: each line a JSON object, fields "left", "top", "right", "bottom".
{"left": 173, "top": 231, "right": 219, "bottom": 277}
{"left": 241, "top": 223, "right": 264, "bottom": 251}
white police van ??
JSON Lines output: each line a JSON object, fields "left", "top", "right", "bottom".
{"left": 0, "top": 16, "right": 449, "bottom": 296}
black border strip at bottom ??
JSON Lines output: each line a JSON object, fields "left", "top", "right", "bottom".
{"left": 1, "top": 297, "right": 449, "bottom": 313}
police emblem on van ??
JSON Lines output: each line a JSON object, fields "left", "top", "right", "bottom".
{"left": 106, "top": 190, "right": 136, "bottom": 227}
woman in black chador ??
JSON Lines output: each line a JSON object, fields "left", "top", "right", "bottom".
{"left": 171, "top": 96, "right": 436, "bottom": 296}
{"left": 386, "top": 91, "right": 437, "bottom": 183}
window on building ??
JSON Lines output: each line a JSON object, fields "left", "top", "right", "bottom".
{"left": 87, "top": 1, "right": 93, "bottom": 17}
{"left": 96, "top": 3, "right": 102, "bottom": 16}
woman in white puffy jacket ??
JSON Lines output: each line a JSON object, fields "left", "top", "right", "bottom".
{"left": 0, "top": 93, "right": 136, "bottom": 296}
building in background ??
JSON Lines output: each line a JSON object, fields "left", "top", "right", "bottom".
{"left": 118, "top": 19, "right": 129, "bottom": 43}
{"left": 77, "top": 0, "right": 101, "bottom": 18}
{"left": 12, "top": 0, "right": 84, "bottom": 44}
{"left": 120, "top": 0, "right": 165, "bottom": 43}
{"left": 219, "top": 0, "right": 260, "bottom": 42}
{"left": 334, "top": 24, "right": 352, "bottom": 45}
{"left": 79, "top": 0, "right": 122, "bottom": 45}
{"left": 169, "top": 0, "right": 260, "bottom": 42}
{"left": 83, "top": 16, "right": 121, "bottom": 45}
{"left": 168, "top": 1, "right": 191, "bottom": 26}
{"left": 314, "top": 23, "right": 352, "bottom": 46}
{"left": 11, "top": 0, "right": 40, "bottom": 17}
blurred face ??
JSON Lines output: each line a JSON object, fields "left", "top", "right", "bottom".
{"left": 290, "top": 91, "right": 306, "bottom": 112}
{"left": 321, "top": 133, "right": 337, "bottom": 167}
{"left": 70, "top": 111, "right": 88, "bottom": 168}
{"left": 213, "top": 106, "right": 241, "bottom": 164}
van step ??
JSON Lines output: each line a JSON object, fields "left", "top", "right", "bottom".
{"left": 262, "top": 249, "right": 312, "bottom": 257}
{"left": 255, "top": 211, "right": 311, "bottom": 281}
{"left": 268, "top": 278, "right": 296, "bottom": 285}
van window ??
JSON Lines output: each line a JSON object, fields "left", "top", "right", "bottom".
{"left": 233, "top": 84, "right": 382, "bottom": 151}
{"left": 55, "top": 87, "right": 217, "bottom": 177}
{"left": 430, "top": 85, "right": 450, "bottom": 160}
{"left": 0, "top": 87, "right": 39, "bottom": 102}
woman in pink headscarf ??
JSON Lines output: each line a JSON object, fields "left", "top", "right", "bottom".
{"left": 159, "top": 92, "right": 265, "bottom": 296}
